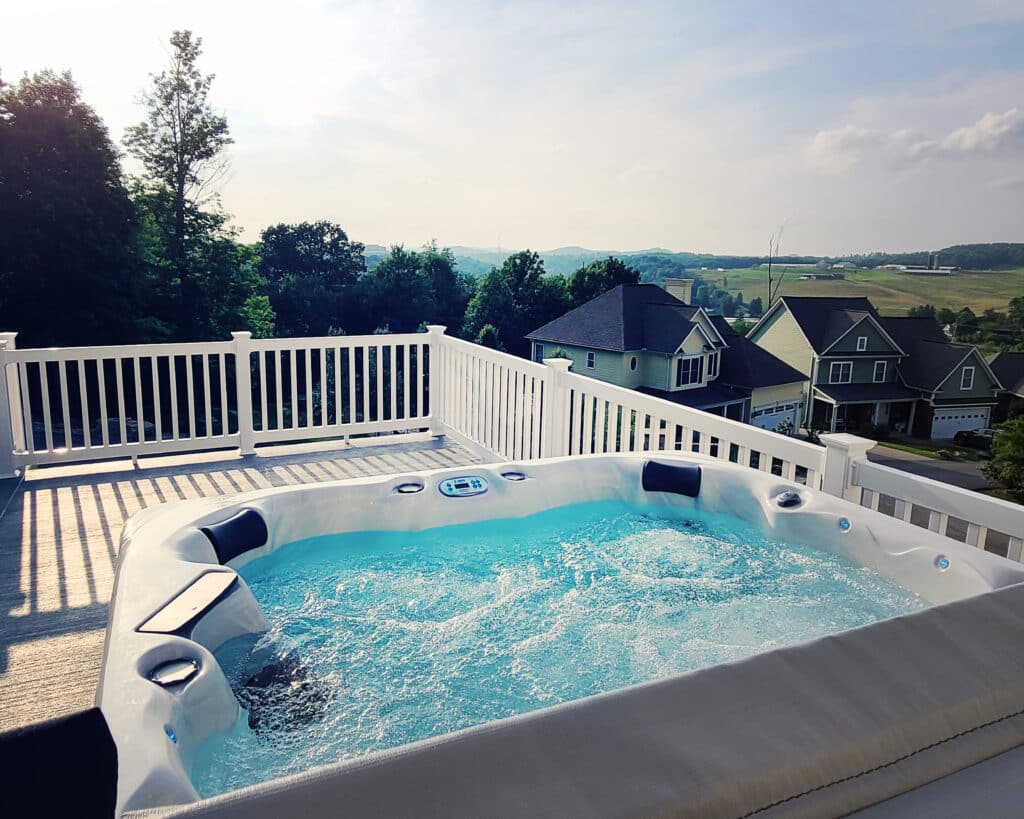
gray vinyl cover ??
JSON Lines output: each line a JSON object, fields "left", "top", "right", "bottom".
{"left": 134, "top": 582, "right": 1024, "bottom": 819}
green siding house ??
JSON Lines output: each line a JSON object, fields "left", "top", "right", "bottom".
{"left": 748, "top": 296, "right": 1003, "bottom": 439}
{"left": 527, "top": 282, "right": 807, "bottom": 432}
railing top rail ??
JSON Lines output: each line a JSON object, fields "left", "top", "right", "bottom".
{"left": 5, "top": 340, "right": 235, "bottom": 363}
{"left": 853, "top": 459, "right": 1024, "bottom": 536}
{"left": 438, "top": 335, "right": 550, "bottom": 374}
{"left": 559, "top": 367, "right": 826, "bottom": 468}
{"left": 249, "top": 332, "right": 428, "bottom": 351}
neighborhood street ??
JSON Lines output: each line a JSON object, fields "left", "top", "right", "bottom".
{"left": 867, "top": 444, "right": 991, "bottom": 491}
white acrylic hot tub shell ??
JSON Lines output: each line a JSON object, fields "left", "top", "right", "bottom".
{"left": 97, "top": 453, "right": 1024, "bottom": 815}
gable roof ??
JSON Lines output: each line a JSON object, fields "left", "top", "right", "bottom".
{"left": 989, "top": 351, "right": 1024, "bottom": 396}
{"left": 526, "top": 284, "right": 724, "bottom": 354}
{"left": 881, "top": 317, "right": 999, "bottom": 392}
{"left": 710, "top": 316, "right": 807, "bottom": 390}
{"left": 775, "top": 296, "right": 904, "bottom": 355}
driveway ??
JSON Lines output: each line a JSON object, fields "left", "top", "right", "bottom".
{"left": 867, "top": 444, "right": 992, "bottom": 491}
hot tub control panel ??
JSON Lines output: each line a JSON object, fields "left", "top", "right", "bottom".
{"left": 439, "top": 475, "right": 488, "bottom": 497}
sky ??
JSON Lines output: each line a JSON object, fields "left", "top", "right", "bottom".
{"left": 4, "top": 0, "right": 1024, "bottom": 256}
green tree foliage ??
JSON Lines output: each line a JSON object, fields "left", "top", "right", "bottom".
{"left": 125, "top": 30, "right": 238, "bottom": 339}
{"left": 475, "top": 324, "right": 504, "bottom": 351}
{"left": 0, "top": 71, "right": 144, "bottom": 346}
{"left": 953, "top": 307, "right": 979, "bottom": 341}
{"left": 907, "top": 304, "right": 936, "bottom": 318}
{"left": 259, "top": 221, "right": 365, "bottom": 336}
{"left": 360, "top": 246, "right": 436, "bottom": 333}
{"left": 462, "top": 251, "right": 569, "bottom": 357}
{"left": 982, "top": 417, "right": 1024, "bottom": 503}
{"left": 731, "top": 319, "right": 755, "bottom": 336}
{"left": 936, "top": 307, "right": 957, "bottom": 326}
{"left": 417, "top": 241, "right": 474, "bottom": 329}
{"left": 567, "top": 257, "right": 640, "bottom": 307}
{"left": 747, "top": 296, "right": 764, "bottom": 317}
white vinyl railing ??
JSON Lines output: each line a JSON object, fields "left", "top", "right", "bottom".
{"left": 0, "top": 327, "right": 1020, "bottom": 561}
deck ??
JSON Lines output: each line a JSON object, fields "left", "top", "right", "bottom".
{"left": 0, "top": 434, "right": 485, "bottom": 732}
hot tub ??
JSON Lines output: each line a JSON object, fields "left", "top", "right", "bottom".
{"left": 98, "top": 453, "right": 1024, "bottom": 817}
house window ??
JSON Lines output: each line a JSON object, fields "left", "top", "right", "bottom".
{"left": 676, "top": 356, "right": 704, "bottom": 387}
{"left": 960, "top": 366, "right": 975, "bottom": 390}
{"left": 586, "top": 351, "right": 595, "bottom": 369}
{"left": 829, "top": 361, "right": 853, "bottom": 384}
{"left": 873, "top": 361, "right": 886, "bottom": 383}
{"left": 856, "top": 336, "right": 868, "bottom": 352}
{"left": 707, "top": 352, "right": 718, "bottom": 378}
{"left": 629, "top": 356, "right": 638, "bottom": 372}
{"left": 533, "top": 344, "right": 544, "bottom": 363}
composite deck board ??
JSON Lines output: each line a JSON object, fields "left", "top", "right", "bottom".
{"left": 0, "top": 436, "right": 485, "bottom": 732}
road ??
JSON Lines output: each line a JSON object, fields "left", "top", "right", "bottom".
{"left": 867, "top": 444, "right": 991, "bottom": 491}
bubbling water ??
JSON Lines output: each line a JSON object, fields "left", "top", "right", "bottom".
{"left": 191, "top": 502, "right": 925, "bottom": 796}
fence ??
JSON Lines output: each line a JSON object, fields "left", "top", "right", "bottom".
{"left": 0, "top": 328, "right": 1020, "bottom": 559}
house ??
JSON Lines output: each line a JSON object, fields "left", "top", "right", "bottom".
{"left": 880, "top": 317, "right": 1002, "bottom": 439}
{"left": 525, "top": 280, "right": 807, "bottom": 431}
{"left": 748, "top": 296, "right": 1002, "bottom": 439}
{"left": 989, "top": 351, "right": 1024, "bottom": 422}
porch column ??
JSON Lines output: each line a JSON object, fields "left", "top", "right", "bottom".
{"left": 542, "top": 358, "right": 572, "bottom": 458}
{"left": 0, "top": 333, "right": 19, "bottom": 477}
{"left": 425, "top": 325, "right": 448, "bottom": 436}
{"left": 830, "top": 404, "right": 838, "bottom": 433}
{"left": 907, "top": 401, "right": 917, "bottom": 435}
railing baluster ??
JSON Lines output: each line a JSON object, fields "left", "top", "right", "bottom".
{"left": 402, "top": 344, "right": 410, "bottom": 420}
{"left": 184, "top": 354, "right": 195, "bottom": 439}
{"left": 202, "top": 354, "right": 213, "bottom": 439}
{"left": 57, "top": 360, "right": 72, "bottom": 450}
{"left": 151, "top": 356, "right": 162, "bottom": 443}
{"left": 132, "top": 356, "right": 145, "bottom": 443}
{"left": 320, "top": 344, "right": 329, "bottom": 426}
{"left": 258, "top": 350, "right": 268, "bottom": 431}
{"left": 168, "top": 355, "right": 179, "bottom": 441}
{"left": 219, "top": 352, "right": 229, "bottom": 438}
{"left": 18, "top": 363, "right": 35, "bottom": 454}
{"left": 347, "top": 346, "right": 356, "bottom": 425}
{"left": 97, "top": 359, "right": 110, "bottom": 447}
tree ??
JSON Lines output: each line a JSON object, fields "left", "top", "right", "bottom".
{"left": 718, "top": 294, "right": 736, "bottom": 316}
{"left": 462, "top": 251, "right": 568, "bottom": 358}
{"left": 475, "top": 324, "right": 505, "bottom": 351}
{"left": 0, "top": 71, "right": 145, "bottom": 346}
{"left": 259, "top": 221, "right": 365, "bottom": 336}
{"left": 748, "top": 296, "right": 764, "bottom": 317}
{"left": 907, "top": 304, "right": 936, "bottom": 318}
{"left": 953, "top": 307, "right": 978, "bottom": 341}
{"left": 125, "top": 30, "right": 233, "bottom": 338}
{"left": 982, "top": 417, "right": 1024, "bottom": 503}
{"left": 731, "top": 318, "right": 755, "bottom": 336}
{"left": 419, "top": 241, "right": 474, "bottom": 329}
{"left": 764, "top": 225, "right": 787, "bottom": 308}
{"left": 360, "top": 246, "right": 436, "bottom": 333}
{"left": 936, "top": 307, "right": 957, "bottom": 327}
{"left": 568, "top": 257, "right": 640, "bottom": 307}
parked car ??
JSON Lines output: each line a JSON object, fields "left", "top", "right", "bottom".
{"left": 952, "top": 428, "right": 998, "bottom": 449}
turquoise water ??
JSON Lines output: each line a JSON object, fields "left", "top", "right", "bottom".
{"left": 190, "top": 502, "right": 925, "bottom": 796}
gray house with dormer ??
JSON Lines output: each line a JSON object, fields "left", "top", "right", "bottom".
{"left": 526, "top": 281, "right": 807, "bottom": 431}
{"left": 749, "top": 296, "right": 1002, "bottom": 439}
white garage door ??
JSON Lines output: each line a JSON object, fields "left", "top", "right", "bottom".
{"left": 751, "top": 401, "right": 799, "bottom": 433}
{"left": 931, "top": 407, "right": 990, "bottom": 440}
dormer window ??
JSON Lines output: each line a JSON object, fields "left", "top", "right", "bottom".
{"left": 676, "top": 356, "right": 704, "bottom": 387}
{"left": 960, "top": 366, "right": 975, "bottom": 390}
{"left": 856, "top": 336, "right": 868, "bottom": 352}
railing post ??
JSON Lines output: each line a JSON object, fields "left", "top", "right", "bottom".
{"left": 542, "top": 358, "right": 572, "bottom": 458}
{"left": 820, "top": 433, "right": 875, "bottom": 503}
{"left": 0, "top": 333, "right": 20, "bottom": 477}
{"left": 231, "top": 332, "right": 256, "bottom": 456}
{"left": 421, "top": 325, "right": 446, "bottom": 434}
{"left": 424, "top": 325, "right": 447, "bottom": 436}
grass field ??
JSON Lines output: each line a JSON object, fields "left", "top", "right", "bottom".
{"left": 704, "top": 267, "right": 1023, "bottom": 315}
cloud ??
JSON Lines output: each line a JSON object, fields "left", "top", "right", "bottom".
{"left": 990, "top": 173, "right": 1024, "bottom": 190}
{"left": 940, "top": 107, "right": 1022, "bottom": 153}
{"left": 809, "top": 107, "right": 1023, "bottom": 173}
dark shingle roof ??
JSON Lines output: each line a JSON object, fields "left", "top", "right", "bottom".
{"left": 638, "top": 383, "right": 747, "bottom": 410}
{"left": 779, "top": 296, "right": 890, "bottom": 353}
{"left": 881, "top": 317, "right": 976, "bottom": 391}
{"left": 814, "top": 383, "right": 920, "bottom": 403}
{"left": 526, "top": 284, "right": 707, "bottom": 354}
{"left": 710, "top": 317, "right": 807, "bottom": 390}
{"left": 990, "top": 351, "right": 1024, "bottom": 396}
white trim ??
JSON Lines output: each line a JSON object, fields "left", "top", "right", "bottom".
{"left": 829, "top": 361, "right": 853, "bottom": 384}
{"left": 821, "top": 313, "right": 907, "bottom": 357}
{"left": 873, "top": 361, "right": 887, "bottom": 383}
{"left": 585, "top": 351, "right": 596, "bottom": 369}
{"left": 960, "top": 366, "right": 975, "bottom": 390}
{"left": 674, "top": 324, "right": 716, "bottom": 355}
{"left": 856, "top": 336, "right": 868, "bottom": 352}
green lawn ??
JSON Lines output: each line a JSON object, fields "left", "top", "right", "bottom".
{"left": 705, "top": 267, "right": 1024, "bottom": 315}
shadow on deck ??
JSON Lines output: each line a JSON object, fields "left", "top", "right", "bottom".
{"left": 0, "top": 434, "right": 485, "bottom": 731}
